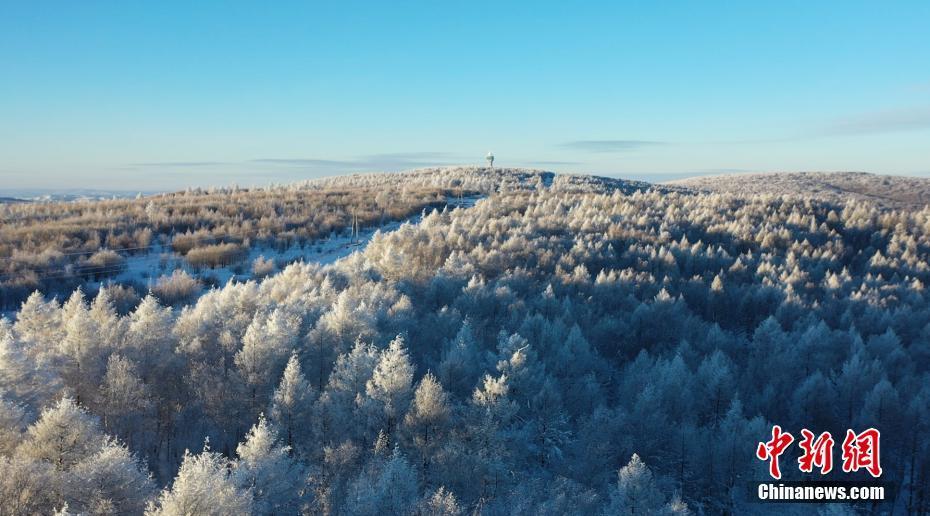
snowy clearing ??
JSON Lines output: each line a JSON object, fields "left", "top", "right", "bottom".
{"left": 91, "top": 195, "right": 485, "bottom": 295}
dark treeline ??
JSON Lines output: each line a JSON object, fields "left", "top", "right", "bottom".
{"left": 0, "top": 168, "right": 927, "bottom": 514}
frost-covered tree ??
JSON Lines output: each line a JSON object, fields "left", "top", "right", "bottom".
{"left": 0, "top": 456, "right": 59, "bottom": 515}
{"left": 235, "top": 308, "right": 302, "bottom": 415}
{"left": 604, "top": 454, "right": 686, "bottom": 515}
{"left": 344, "top": 446, "right": 419, "bottom": 516}
{"left": 0, "top": 397, "right": 26, "bottom": 456}
{"left": 122, "top": 295, "right": 176, "bottom": 382}
{"left": 90, "top": 287, "right": 125, "bottom": 348}
{"left": 270, "top": 352, "right": 315, "bottom": 453}
{"left": 8, "top": 397, "right": 154, "bottom": 515}
{"left": 366, "top": 335, "right": 414, "bottom": 437}
{"left": 418, "top": 486, "right": 462, "bottom": 516}
{"left": 317, "top": 338, "right": 380, "bottom": 444}
{"left": 97, "top": 354, "right": 152, "bottom": 447}
{"left": 70, "top": 439, "right": 156, "bottom": 515}
{"left": 403, "top": 372, "right": 450, "bottom": 475}
{"left": 146, "top": 443, "right": 252, "bottom": 516}
{"left": 0, "top": 329, "right": 60, "bottom": 411}
{"left": 3, "top": 168, "right": 930, "bottom": 512}
{"left": 465, "top": 373, "right": 517, "bottom": 501}
{"left": 12, "top": 291, "right": 62, "bottom": 352}
{"left": 438, "top": 320, "right": 482, "bottom": 397}
{"left": 234, "top": 416, "right": 306, "bottom": 514}
{"left": 18, "top": 397, "right": 102, "bottom": 470}
{"left": 58, "top": 290, "right": 107, "bottom": 404}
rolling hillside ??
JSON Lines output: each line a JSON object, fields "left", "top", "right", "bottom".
{"left": 669, "top": 171, "right": 930, "bottom": 210}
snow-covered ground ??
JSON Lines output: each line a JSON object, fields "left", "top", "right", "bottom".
{"left": 90, "top": 194, "right": 485, "bottom": 294}
{"left": 668, "top": 171, "right": 930, "bottom": 210}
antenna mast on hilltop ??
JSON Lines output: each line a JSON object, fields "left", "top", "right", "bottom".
{"left": 486, "top": 151, "right": 495, "bottom": 171}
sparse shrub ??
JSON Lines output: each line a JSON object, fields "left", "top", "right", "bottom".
{"left": 252, "top": 255, "right": 276, "bottom": 279}
{"left": 150, "top": 269, "right": 202, "bottom": 306}
{"left": 171, "top": 230, "right": 214, "bottom": 255}
{"left": 99, "top": 284, "right": 141, "bottom": 314}
{"left": 185, "top": 242, "right": 246, "bottom": 269}
{"left": 82, "top": 249, "right": 125, "bottom": 277}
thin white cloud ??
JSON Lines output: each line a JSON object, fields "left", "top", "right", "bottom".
{"left": 130, "top": 161, "right": 228, "bottom": 167}
{"left": 126, "top": 152, "right": 462, "bottom": 174}
{"left": 559, "top": 140, "right": 665, "bottom": 152}
{"left": 252, "top": 152, "right": 461, "bottom": 171}
{"left": 825, "top": 106, "right": 930, "bottom": 135}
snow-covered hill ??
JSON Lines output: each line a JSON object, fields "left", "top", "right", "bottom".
{"left": 104, "top": 194, "right": 484, "bottom": 292}
{"left": 3, "top": 165, "right": 928, "bottom": 514}
{"left": 668, "top": 171, "right": 930, "bottom": 210}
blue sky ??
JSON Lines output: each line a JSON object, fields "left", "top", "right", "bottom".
{"left": 1, "top": 1, "right": 929, "bottom": 190}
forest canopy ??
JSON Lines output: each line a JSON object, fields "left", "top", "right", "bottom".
{"left": 0, "top": 167, "right": 927, "bottom": 514}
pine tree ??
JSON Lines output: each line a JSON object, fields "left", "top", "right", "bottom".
{"left": 11, "top": 397, "right": 155, "bottom": 514}
{"left": 71, "top": 439, "right": 156, "bottom": 515}
{"left": 318, "top": 338, "right": 380, "bottom": 443}
{"left": 58, "top": 291, "right": 106, "bottom": 404}
{"left": 604, "top": 454, "right": 666, "bottom": 515}
{"left": 90, "top": 287, "right": 125, "bottom": 348}
{"left": 403, "top": 372, "right": 450, "bottom": 475}
{"left": 419, "top": 486, "right": 462, "bottom": 516}
{"left": 327, "top": 339, "right": 380, "bottom": 400}
{"left": 235, "top": 308, "right": 301, "bottom": 416}
{"left": 438, "top": 320, "right": 481, "bottom": 397}
{"left": 123, "top": 295, "right": 176, "bottom": 382}
{"left": 0, "top": 329, "right": 60, "bottom": 410}
{"left": 270, "top": 352, "right": 314, "bottom": 453}
{"left": 468, "top": 373, "right": 517, "bottom": 500}
{"left": 0, "top": 397, "right": 26, "bottom": 456}
{"left": 234, "top": 416, "right": 306, "bottom": 514}
{"left": 366, "top": 335, "right": 414, "bottom": 436}
{"left": 13, "top": 291, "right": 63, "bottom": 352}
{"left": 146, "top": 443, "right": 253, "bottom": 516}
{"left": 344, "top": 446, "right": 419, "bottom": 516}
{"left": 19, "top": 397, "right": 102, "bottom": 471}
{"left": 0, "top": 456, "right": 59, "bottom": 515}
{"left": 97, "top": 354, "right": 152, "bottom": 447}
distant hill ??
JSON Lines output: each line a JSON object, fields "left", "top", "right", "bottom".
{"left": 0, "top": 188, "right": 155, "bottom": 202}
{"left": 0, "top": 196, "right": 29, "bottom": 204}
{"left": 667, "top": 171, "right": 930, "bottom": 210}
{"left": 296, "top": 166, "right": 670, "bottom": 195}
